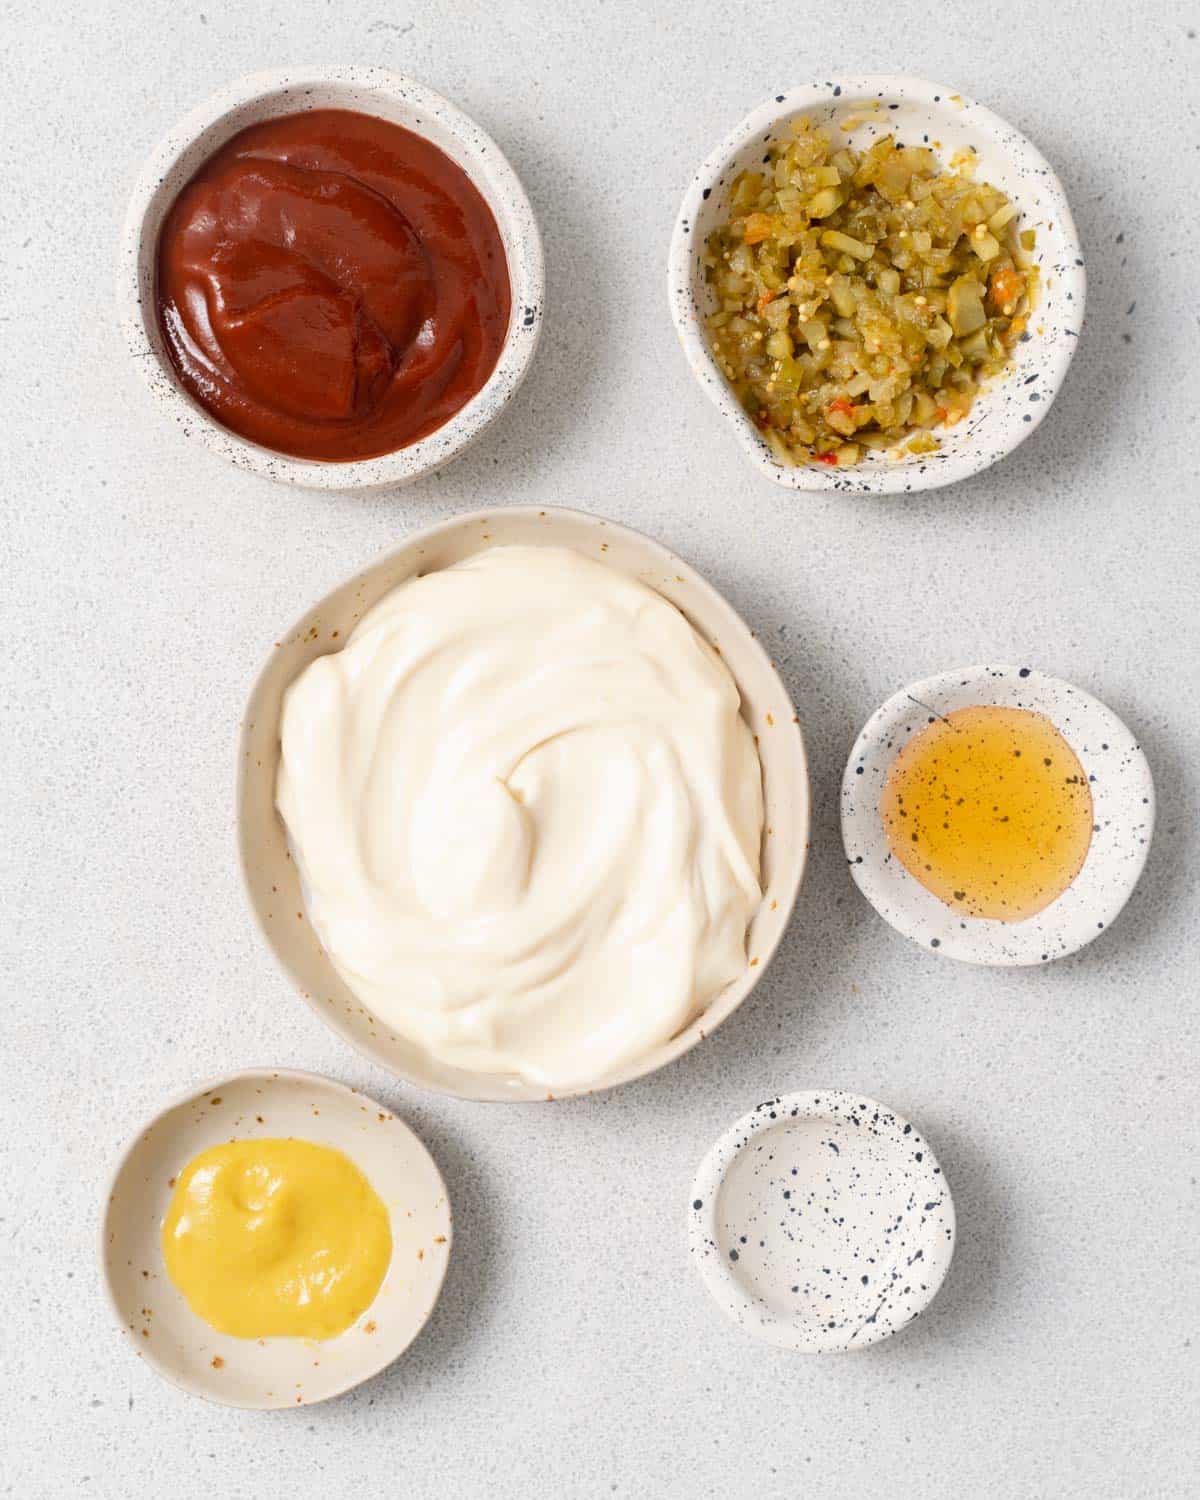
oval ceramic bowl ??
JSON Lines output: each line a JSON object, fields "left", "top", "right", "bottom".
{"left": 238, "top": 505, "right": 810, "bottom": 1102}
{"left": 689, "top": 1091, "right": 955, "bottom": 1351}
{"left": 118, "top": 66, "right": 544, "bottom": 490}
{"left": 668, "top": 76, "right": 1084, "bottom": 495}
{"left": 841, "top": 665, "right": 1155, "bottom": 964}
{"left": 100, "top": 1069, "right": 451, "bottom": 1409}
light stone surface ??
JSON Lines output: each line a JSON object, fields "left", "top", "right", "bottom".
{"left": 1, "top": 1, "right": 1197, "bottom": 1495}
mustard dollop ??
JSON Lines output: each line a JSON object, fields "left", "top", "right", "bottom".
{"left": 162, "top": 1138, "right": 392, "bottom": 1340}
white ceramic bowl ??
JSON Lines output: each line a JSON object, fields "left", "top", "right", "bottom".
{"left": 668, "top": 75, "right": 1084, "bottom": 495}
{"left": 118, "top": 66, "right": 544, "bottom": 490}
{"left": 238, "top": 505, "right": 810, "bottom": 1101}
{"left": 100, "top": 1069, "right": 451, "bottom": 1409}
{"left": 841, "top": 665, "right": 1155, "bottom": 964}
{"left": 689, "top": 1091, "right": 955, "bottom": 1351}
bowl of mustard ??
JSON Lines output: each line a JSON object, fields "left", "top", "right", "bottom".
{"left": 100, "top": 1069, "right": 451, "bottom": 1408}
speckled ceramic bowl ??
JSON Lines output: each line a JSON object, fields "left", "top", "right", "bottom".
{"left": 238, "top": 505, "right": 810, "bottom": 1102}
{"left": 668, "top": 76, "right": 1084, "bottom": 495}
{"left": 841, "top": 665, "right": 1155, "bottom": 964}
{"left": 689, "top": 1091, "right": 955, "bottom": 1351}
{"left": 118, "top": 66, "right": 543, "bottom": 490}
{"left": 100, "top": 1068, "right": 451, "bottom": 1409}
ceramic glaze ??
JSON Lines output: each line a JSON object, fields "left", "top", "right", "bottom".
{"left": 689, "top": 1091, "right": 955, "bottom": 1351}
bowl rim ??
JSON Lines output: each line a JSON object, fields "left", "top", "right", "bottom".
{"left": 236, "top": 504, "right": 811, "bottom": 1101}
{"left": 97, "top": 1066, "right": 452, "bottom": 1409}
{"left": 117, "top": 64, "right": 544, "bottom": 491}
{"left": 687, "top": 1089, "right": 956, "bottom": 1351}
{"left": 839, "top": 663, "right": 1156, "bottom": 965}
{"left": 667, "top": 73, "right": 1086, "bottom": 495}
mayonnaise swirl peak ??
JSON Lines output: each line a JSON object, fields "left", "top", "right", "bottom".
{"left": 276, "top": 545, "right": 764, "bottom": 1089}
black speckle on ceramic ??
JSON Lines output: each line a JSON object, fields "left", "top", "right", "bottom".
{"left": 667, "top": 76, "right": 1085, "bottom": 496}
{"left": 689, "top": 1091, "right": 955, "bottom": 1351}
{"left": 840, "top": 665, "right": 1155, "bottom": 965}
{"left": 118, "top": 67, "right": 544, "bottom": 492}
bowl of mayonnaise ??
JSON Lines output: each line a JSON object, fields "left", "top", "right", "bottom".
{"left": 238, "top": 506, "right": 809, "bottom": 1100}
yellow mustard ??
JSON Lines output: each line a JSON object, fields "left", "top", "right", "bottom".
{"left": 162, "top": 1138, "right": 392, "bottom": 1340}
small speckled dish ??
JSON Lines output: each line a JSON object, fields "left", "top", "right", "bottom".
{"left": 118, "top": 66, "right": 543, "bottom": 490}
{"left": 842, "top": 665, "right": 1155, "bottom": 964}
{"left": 100, "top": 1069, "right": 451, "bottom": 1409}
{"left": 668, "top": 75, "right": 1084, "bottom": 494}
{"left": 689, "top": 1091, "right": 954, "bottom": 1351}
{"left": 238, "top": 505, "right": 809, "bottom": 1102}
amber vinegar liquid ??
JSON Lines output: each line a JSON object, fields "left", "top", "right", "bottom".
{"left": 880, "top": 705, "right": 1093, "bottom": 922}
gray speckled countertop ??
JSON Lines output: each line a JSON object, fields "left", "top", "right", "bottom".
{"left": 1, "top": 1, "right": 1197, "bottom": 1495}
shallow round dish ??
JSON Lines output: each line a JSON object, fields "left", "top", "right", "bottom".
{"left": 238, "top": 505, "right": 809, "bottom": 1102}
{"left": 689, "top": 1091, "right": 955, "bottom": 1351}
{"left": 842, "top": 665, "right": 1154, "bottom": 964}
{"left": 668, "top": 75, "right": 1084, "bottom": 495}
{"left": 119, "top": 66, "right": 543, "bottom": 490}
{"left": 100, "top": 1068, "right": 451, "bottom": 1409}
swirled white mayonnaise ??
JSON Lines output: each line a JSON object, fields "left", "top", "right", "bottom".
{"left": 276, "top": 545, "right": 764, "bottom": 1089}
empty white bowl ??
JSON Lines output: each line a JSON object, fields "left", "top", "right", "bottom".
{"left": 689, "top": 1091, "right": 955, "bottom": 1351}
{"left": 238, "top": 505, "right": 810, "bottom": 1101}
{"left": 841, "top": 665, "right": 1155, "bottom": 964}
{"left": 668, "top": 75, "right": 1084, "bottom": 495}
{"left": 118, "top": 66, "right": 544, "bottom": 490}
{"left": 100, "top": 1069, "right": 451, "bottom": 1409}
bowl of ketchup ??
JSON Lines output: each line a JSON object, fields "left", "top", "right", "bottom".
{"left": 119, "top": 67, "right": 543, "bottom": 489}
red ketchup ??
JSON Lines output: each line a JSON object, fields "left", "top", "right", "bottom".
{"left": 156, "top": 109, "right": 511, "bottom": 462}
